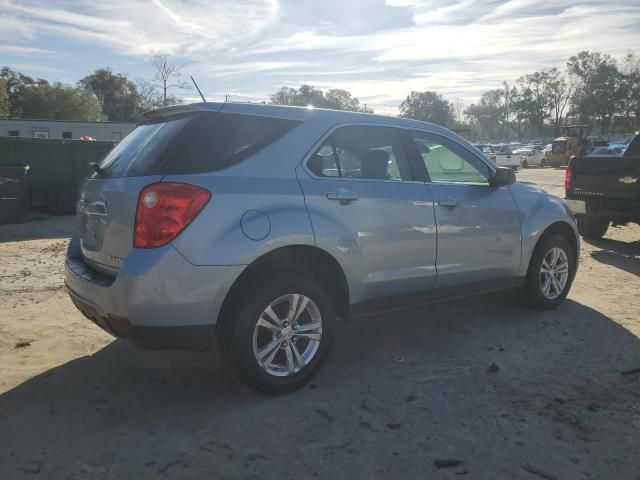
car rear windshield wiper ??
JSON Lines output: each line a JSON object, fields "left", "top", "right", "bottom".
{"left": 89, "top": 162, "right": 111, "bottom": 178}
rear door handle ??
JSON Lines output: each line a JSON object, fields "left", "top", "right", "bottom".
{"left": 438, "top": 197, "right": 459, "bottom": 209}
{"left": 327, "top": 191, "right": 359, "bottom": 202}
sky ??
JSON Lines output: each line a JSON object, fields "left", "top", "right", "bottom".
{"left": 1, "top": 0, "right": 639, "bottom": 115}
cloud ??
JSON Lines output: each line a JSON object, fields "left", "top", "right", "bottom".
{"left": 0, "top": 0, "right": 639, "bottom": 114}
{"left": 0, "top": 45, "right": 56, "bottom": 55}
{"left": 0, "top": 0, "right": 280, "bottom": 55}
{"left": 202, "top": 61, "right": 313, "bottom": 78}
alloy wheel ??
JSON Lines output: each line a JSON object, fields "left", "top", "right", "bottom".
{"left": 252, "top": 294, "right": 323, "bottom": 377}
{"left": 539, "top": 247, "right": 569, "bottom": 300}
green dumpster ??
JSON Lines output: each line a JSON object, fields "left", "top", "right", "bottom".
{"left": 0, "top": 137, "right": 115, "bottom": 214}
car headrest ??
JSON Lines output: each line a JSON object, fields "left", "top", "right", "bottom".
{"left": 361, "top": 150, "right": 389, "bottom": 179}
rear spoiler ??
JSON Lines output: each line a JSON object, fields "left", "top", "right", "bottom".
{"left": 133, "top": 103, "right": 224, "bottom": 125}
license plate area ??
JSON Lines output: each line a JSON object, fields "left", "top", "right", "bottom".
{"left": 566, "top": 199, "right": 587, "bottom": 215}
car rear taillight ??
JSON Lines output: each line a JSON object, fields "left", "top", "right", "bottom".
{"left": 564, "top": 165, "right": 572, "bottom": 193}
{"left": 134, "top": 182, "right": 211, "bottom": 248}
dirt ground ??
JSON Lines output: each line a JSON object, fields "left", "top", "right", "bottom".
{"left": 0, "top": 168, "right": 639, "bottom": 479}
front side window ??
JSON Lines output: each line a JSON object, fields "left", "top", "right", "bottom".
{"left": 409, "top": 131, "right": 491, "bottom": 185}
{"left": 307, "top": 126, "right": 412, "bottom": 181}
{"left": 552, "top": 140, "right": 567, "bottom": 154}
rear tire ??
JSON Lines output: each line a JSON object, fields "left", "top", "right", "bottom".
{"left": 577, "top": 216, "right": 609, "bottom": 239}
{"left": 226, "top": 274, "right": 336, "bottom": 394}
{"left": 522, "top": 235, "right": 575, "bottom": 310}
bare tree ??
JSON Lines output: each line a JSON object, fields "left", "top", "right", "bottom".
{"left": 453, "top": 98, "right": 466, "bottom": 124}
{"left": 135, "top": 77, "right": 163, "bottom": 111}
{"left": 150, "top": 54, "right": 189, "bottom": 106}
{"left": 545, "top": 68, "right": 573, "bottom": 136}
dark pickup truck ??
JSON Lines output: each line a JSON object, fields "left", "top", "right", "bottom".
{"left": 565, "top": 133, "right": 640, "bottom": 239}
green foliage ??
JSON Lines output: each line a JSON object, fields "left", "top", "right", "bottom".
{"left": 567, "top": 51, "right": 621, "bottom": 134}
{"left": 79, "top": 68, "right": 140, "bottom": 121}
{"left": 618, "top": 53, "right": 640, "bottom": 132}
{"left": 20, "top": 82, "right": 103, "bottom": 121}
{"left": 269, "top": 84, "right": 371, "bottom": 112}
{"left": 0, "top": 79, "right": 9, "bottom": 117}
{"left": 1, "top": 67, "right": 48, "bottom": 117}
{"left": 399, "top": 91, "right": 454, "bottom": 127}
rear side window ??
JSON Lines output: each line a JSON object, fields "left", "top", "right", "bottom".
{"left": 97, "top": 112, "right": 299, "bottom": 177}
{"left": 307, "top": 126, "right": 412, "bottom": 181}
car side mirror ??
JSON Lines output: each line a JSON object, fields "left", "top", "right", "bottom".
{"left": 489, "top": 166, "right": 516, "bottom": 187}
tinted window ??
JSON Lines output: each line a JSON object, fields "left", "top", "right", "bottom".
{"left": 308, "top": 126, "right": 412, "bottom": 181}
{"left": 410, "top": 131, "right": 491, "bottom": 184}
{"left": 552, "top": 140, "right": 567, "bottom": 154}
{"left": 98, "top": 112, "right": 299, "bottom": 178}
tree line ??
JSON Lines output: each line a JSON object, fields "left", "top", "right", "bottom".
{"left": 398, "top": 51, "right": 640, "bottom": 141}
{"left": 269, "top": 85, "right": 373, "bottom": 113}
{"left": 0, "top": 54, "right": 187, "bottom": 122}
{"left": 2, "top": 50, "right": 637, "bottom": 142}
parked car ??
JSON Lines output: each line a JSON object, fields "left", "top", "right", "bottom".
{"left": 513, "top": 148, "right": 545, "bottom": 167}
{"left": 565, "top": 133, "right": 640, "bottom": 239}
{"left": 473, "top": 144, "right": 497, "bottom": 162}
{"left": 492, "top": 144, "right": 523, "bottom": 169}
{"left": 66, "top": 103, "right": 580, "bottom": 394}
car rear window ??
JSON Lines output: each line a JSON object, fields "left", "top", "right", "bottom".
{"left": 97, "top": 112, "right": 300, "bottom": 177}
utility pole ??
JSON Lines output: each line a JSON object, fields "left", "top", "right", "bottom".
{"left": 225, "top": 94, "right": 228, "bottom": 103}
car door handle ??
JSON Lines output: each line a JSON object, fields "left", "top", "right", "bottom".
{"left": 438, "top": 197, "right": 460, "bottom": 209}
{"left": 327, "top": 191, "right": 359, "bottom": 202}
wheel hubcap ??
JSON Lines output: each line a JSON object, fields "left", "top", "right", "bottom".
{"left": 540, "top": 247, "right": 569, "bottom": 300}
{"left": 252, "top": 294, "right": 323, "bottom": 377}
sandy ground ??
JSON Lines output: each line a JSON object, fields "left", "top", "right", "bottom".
{"left": 0, "top": 168, "right": 639, "bottom": 479}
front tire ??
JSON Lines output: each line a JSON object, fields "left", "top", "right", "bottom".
{"left": 577, "top": 216, "right": 609, "bottom": 239}
{"left": 522, "top": 235, "right": 576, "bottom": 310}
{"left": 227, "top": 275, "right": 336, "bottom": 394}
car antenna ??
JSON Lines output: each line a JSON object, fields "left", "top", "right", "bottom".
{"left": 190, "top": 76, "right": 206, "bottom": 103}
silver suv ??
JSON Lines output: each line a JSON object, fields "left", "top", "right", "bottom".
{"left": 66, "top": 103, "right": 579, "bottom": 393}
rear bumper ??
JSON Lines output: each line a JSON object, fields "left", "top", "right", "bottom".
{"left": 565, "top": 199, "right": 587, "bottom": 215}
{"left": 65, "top": 239, "right": 245, "bottom": 350}
{"left": 68, "top": 289, "right": 216, "bottom": 349}
{"left": 566, "top": 196, "right": 640, "bottom": 221}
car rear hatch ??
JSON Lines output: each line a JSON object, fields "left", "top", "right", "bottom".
{"left": 78, "top": 110, "right": 199, "bottom": 275}
{"left": 77, "top": 105, "right": 301, "bottom": 276}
